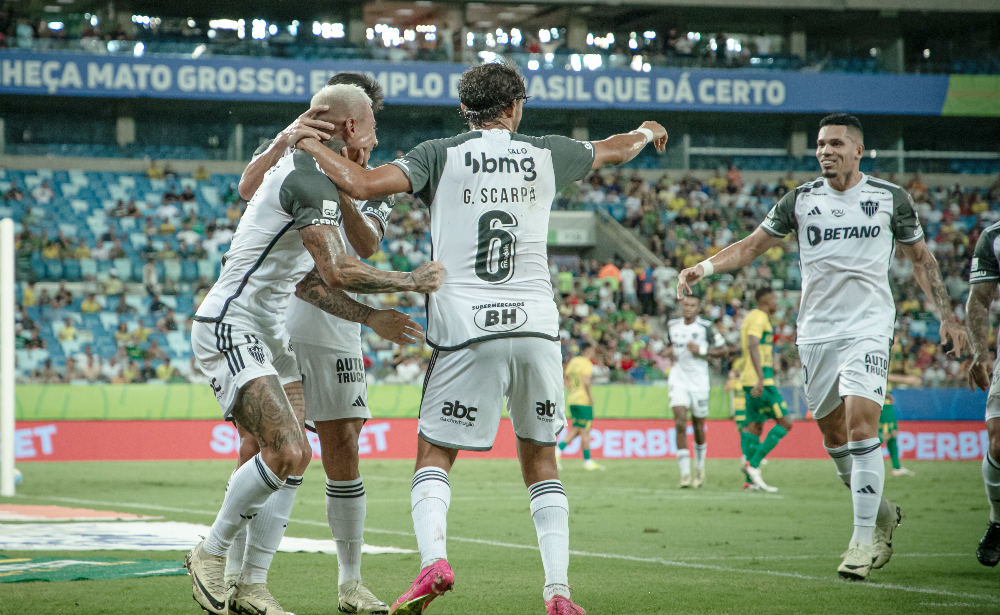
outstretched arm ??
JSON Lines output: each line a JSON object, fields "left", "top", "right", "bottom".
{"left": 966, "top": 279, "right": 998, "bottom": 391}
{"left": 298, "top": 139, "right": 411, "bottom": 201}
{"left": 676, "top": 227, "right": 785, "bottom": 298}
{"left": 897, "top": 239, "right": 968, "bottom": 356}
{"left": 591, "top": 121, "right": 667, "bottom": 168}
{"left": 239, "top": 106, "right": 336, "bottom": 201}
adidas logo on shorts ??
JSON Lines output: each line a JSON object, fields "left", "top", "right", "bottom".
{"left": 352, "top": 396, "right": 366, "bottom": 408}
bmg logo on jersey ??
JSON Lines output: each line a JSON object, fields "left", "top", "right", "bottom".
{"left": 535, "top": 400, "right": 557, "bottom": 423}
{"left": 805, "top": 224, "right": 881, "bottom": 246}
{"left": 473, "top": 302, "right": 527, "bottom": 332}
{"left": 465, "top": 151, "right": 537, "bottom": 181}
{"left": 441, "top": 400, "right": 477, "bottom": 426}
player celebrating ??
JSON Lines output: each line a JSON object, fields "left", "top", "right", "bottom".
{"left": 737, "top": 287, "right": 792, "bottom": 493}
{"left": 184, "top": 83, "right": 443, "bottom": 615}
{"left": 297, "top": 61, "right": 666, "bottom": 615}
{"left": 677, "top": 113, "right": 966, "bottom": 580}
{"left": 226, "top": 73, "right": 400, "bottom": 614}
{"left": 558, "top": 341, "right": 603, "bottom": 471}
{"left": 964, "top": 220, "right": 1000, "bottom": 568}
{"left": 665, "top": 295, "right": 725, "bottom": 488}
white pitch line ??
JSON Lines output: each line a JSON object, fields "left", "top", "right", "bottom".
{"left": 669, "top": 553, "right": 969, "bottom": 562}
{"left": 13, "top": 494, "right": 996, "bottom": 602}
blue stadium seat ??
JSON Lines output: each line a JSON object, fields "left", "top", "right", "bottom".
{"left": 63, "top": 259, "right": 82, "bottom": 281}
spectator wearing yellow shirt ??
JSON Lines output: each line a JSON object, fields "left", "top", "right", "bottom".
{"left": 147, "top": 160, "right": 164, "bottom": 179}
{"left": 155, "top": 357, "right": 175, "bottom": 381}
{"left": 194, "top": 165, "right": 210, "bottom": 182}
{"left": 668, "top": 195, "right": 686, "bottom": 211}
{"left": 42, "top": 241, "right": 60, "bottom": 259}
{"left": 133, "top": 320, "right": 153, "bottom": 343}
{"left": 58, "top": 317, "right": 77, "bottom": 341}
{"left": 80, "top": 293, "right": 101, "bottom": 313}
{"left": 22, "top": 283, "right": 35, "bottom": 307}
{"left": 74, "top": 241, "right": 92, "bottom": 259}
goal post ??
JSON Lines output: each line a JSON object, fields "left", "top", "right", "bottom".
{"left": 1, "top": 218, "right": 14, "bottom": 496}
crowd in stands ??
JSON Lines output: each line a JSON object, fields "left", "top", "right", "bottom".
{"left": 8, "top": 155, "right": 1000, "bottom": 391}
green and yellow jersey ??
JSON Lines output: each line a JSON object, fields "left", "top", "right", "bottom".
{"left": 739, "top": 309, "right": 774, "bottom": 388}
{"left": 565, "top": 356, "right": 594, "bottom": 406}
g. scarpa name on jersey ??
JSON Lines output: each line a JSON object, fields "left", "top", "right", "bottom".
{"left": 464, "top": 187, "right": 537, "bottom": 205}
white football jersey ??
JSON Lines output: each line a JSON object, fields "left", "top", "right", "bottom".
{"left": 391, "top": 129, "right": 594, "bottom": 350}
{"left": 666, "top": 317, "right": 724, "bottom": 391}
{"left": 760, "top": 174, "right": 923, "bottom": 345}
{"left": 285, "top": 195, "right": 395, "bottom": 352}
{"left": 194, "top": 149, "right": 341, "bottom": 340}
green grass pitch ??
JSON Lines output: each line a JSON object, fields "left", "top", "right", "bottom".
{"left": 1, "top": 457, "right": 996, "bottom": 614}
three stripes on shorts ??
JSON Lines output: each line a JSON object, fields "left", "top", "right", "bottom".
{"left": 215, "top": 322, "right": 245, "bottom": 376}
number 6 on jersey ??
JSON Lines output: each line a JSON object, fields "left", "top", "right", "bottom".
{"left": 475, "top": 210, "right": 517, "bottom": 284}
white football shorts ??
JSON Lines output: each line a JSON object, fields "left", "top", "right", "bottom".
{"left": 668, "top": 382, "right": 710, "bottom": 419}
{"left": 418, "top": 337, "right": 565, "bottom": 451}
{"left": 296, "top": 342, "right": 371, "bottom": 422}
{"left": 798, "top": 337, "right": 890, "bottom": 420}
{"left": 191, "top": 320, "right": 300, "bottom": 419}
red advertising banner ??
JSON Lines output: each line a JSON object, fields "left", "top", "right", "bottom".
{"left": 9, "top": 419, "right": 989, "bottom": 462}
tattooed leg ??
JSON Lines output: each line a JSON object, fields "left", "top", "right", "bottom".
{"left": 231, "top": 375, "right": 309, "bottom": 480}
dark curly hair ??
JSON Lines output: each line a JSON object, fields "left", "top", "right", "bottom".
{"left": 327, "top": 72, "right": 385, "bottom": 113}
{"left": 458, "top": 62, "right": 527, "bottom": 127}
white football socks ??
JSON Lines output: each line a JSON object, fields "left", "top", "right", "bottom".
{"left": 242, "top": 475, "right": 301, "bottom": 585}
{"left": 849, "top": 438, "right": 884, "bottom": 546}
{"left": 694, "top": 443, "right": 707, "bottom": 470}
{"left": 677, "top": 448, "right": 691, "bottom": 476}
{"left": 824, "top": 443, "right": 853, "bottom": 488}
{"left": 204, "top": 454, "right": 282, "bottom": 557}
{"left": 529, "top": 480, "right": 570, "bottom": 601}
{"left": 226, "top": 526, "right": 246, "bottom": 578}
{"left": 326, "top": 478, "right": 367, "bottom": 587}
{"left": 411, "top": 467, "right": 450, "bottom": 570}
{"left": 983, "top": 453, "right": 1000, "bottom": 523}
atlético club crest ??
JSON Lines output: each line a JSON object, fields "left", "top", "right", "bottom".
{"left": 860, "top": 198, "right": 879, "bottom": 218}
{"left": 245, "top": 335, "right": 267, "bottom": 365}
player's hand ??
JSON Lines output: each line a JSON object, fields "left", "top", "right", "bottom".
{"left": 940, "top": 320, "right": 969, "bottom": 358}
{"left": 676, "top": 265, "right": 705, "bottom": 299}
{"left": 410, "top": 261, "right": 446, "bottom": 293}
{"left": 639, "top": 121, "right": 668, "bottom": 152}
{"left": 368, "top": 309, "right": 424, "bottom": 345}
{"left": 969, "top": 352, "right": 993, "bottom": 392}
{"left": 751, "top": 382, "right": 764, "bottom": 398}
{"left": 341, "top": 145, "right": 371, "bottom": 170}
{"left": 687, "top": 341, "right": 699, "bottom": 354}
{"left": 278, "top": 106, "right": 336, "bottom": 149}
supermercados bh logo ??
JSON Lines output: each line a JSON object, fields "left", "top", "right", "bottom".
{"left": 465, "top": 151, "right": 537, "bottom": 181}
{"left": 473, "top": 302, "right": 527, "bottom": 332}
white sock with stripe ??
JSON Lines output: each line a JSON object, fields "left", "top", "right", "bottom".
{"left": 326, "top": 478, "right": 366, "bottom": 587}
{"left": 241, "top": 475, "right": 301, "bottom": 585}
{"left": 529, "top": 480, "right": 570, "bottom": 601}
{"left": 849, "top": 438, "right": 884, "bottom": 546}
{"left": 411, "top": 467, "right": 450, "bottom": 570}
{"left": 224, "top": 468, "right": 246, "bottom": 578}
{"left": 677, "top": 448, "right": 691, "bottom": 476}
{"left": 204, "top": 454, "right": 282, "bottom": 557}
{"left": 984, "top": 454, "right": 1000, "bottom": 523}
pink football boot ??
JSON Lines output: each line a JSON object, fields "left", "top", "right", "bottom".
{"left": 389, "top": 560, "right": 455, "bottom": 615}
{"left": 545, "top": 595, "right": 586, "bottom": 615}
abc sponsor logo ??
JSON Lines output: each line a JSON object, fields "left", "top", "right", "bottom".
{"left": 474, "top": 306, "right": 527, "bottom": 332}
{"left": 535, "top": 400, "right": 557, "bottom": 423}
{"left": 440, "top": 400, "right": 477, "bottom": 426}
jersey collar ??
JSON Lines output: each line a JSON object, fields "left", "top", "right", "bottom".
{"left": 823, "top": 172, "right": 867, "bottom": 196}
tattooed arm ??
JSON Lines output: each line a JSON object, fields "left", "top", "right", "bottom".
{"left": 966, "top": 279, "right": 997, "bottom": 391}
{"left": 898, "top": 239, "right": 969, "bottom": 356}
{"left": 299, "top": 225, "right": 444, "bottom": 294}
{"left": 295, "top": 268, "right": 424, "bottom": 345}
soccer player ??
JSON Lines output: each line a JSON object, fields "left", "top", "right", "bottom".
{"left": 738, "top": 287, "right": 792, "bottom": 493}
{"left": 297, "top": 62, "right": 666, "bottom": 615}
{"left": 677, "top": 113, "right": 966, "bottom": 580}
{"left": 558, "top": 341, "right": 602, "bottom": 471}
{"left": 226, "top": 73, "right": 400, "bottom": 614}
{"left": 665, "top": 295, "right": 725, "bottom": 488}
{"left": 964, "top": 220, "right": 1000, "bottom": 568}
{"left": 184, "top": 83, "right": 444, "bottom": 615}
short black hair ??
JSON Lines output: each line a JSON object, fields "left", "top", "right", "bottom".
{"left": 579, "top": 341, "right": 593, "bottom": 353}
{"left": 819, "top": 113, "right": 863, "bottom": 140}
{"left": 327, "top": 72, "right": 384, "bottom": 113}
{"left": 755, "top": 287, "right": 775, "bottom": 302}
{"left": 458, "top": 62, "right": 527, "bottom": 127}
